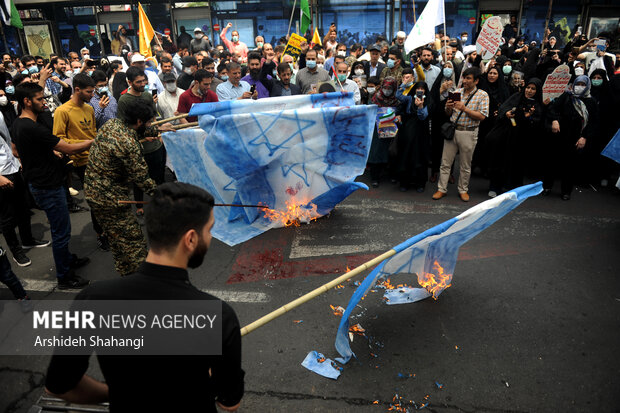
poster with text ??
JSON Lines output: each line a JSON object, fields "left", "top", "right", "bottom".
{"left": 542, "top": 65, "right": 571, "bottom": 101}
{"left": 476, "top": 16, "right": 503, "bottom": 60}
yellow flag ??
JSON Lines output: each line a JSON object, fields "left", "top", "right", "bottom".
{"left": 311, "top": 27, "right": 322, "bottom": 47}
{"left": 138, "top": 3, "right": 155, "bottom": 59}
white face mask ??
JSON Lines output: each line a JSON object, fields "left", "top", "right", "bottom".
{"left": 165, "top": 83, "right": 177, "bottom": 93}
{"left": 574, "top": 67, "right": 584, "bottom": 76}
{"left": 337, "top": 51, "right": 346, "bottom": 57}
{"left": 0, "top": 95, "right": 7, "bottom": 106}
{"left": 367, "top": 87, "right": 376, "bottom": 94}
{"left": 354, "top": 69, "right": 364, "bottom": 76}
{"left": 382, "top": 88, "right": 393, "bottom": 96}
{"left": 318, "top": 54, "right": 325, "bottom": 60}
{"left": 573, "top": 85, "right": 586, "bottom": 95}
{"left": 184, "top": 67, "right": 193, "bottom": 75}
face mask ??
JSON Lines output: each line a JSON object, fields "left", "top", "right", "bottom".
{"left": 387, "top": 59, "right": 395, "bottom": 69}
{"left": 591, "top": 79, "right": 603, "bottom": 87}
{"left": 337, "top": 73, "right": 347, "bottom": 82}
{"left": 5, "top": 85, "right": 14, "bottom": 94}
{"left": 367, "top": 87, "right": 375, "bottom": 94}
{"left": 503, "top": 65, "right": 513, "bottom": 75}
{"left": 443, "top": 68, "right": 453, "bottom": 78}
{"left": 195, "top": 34, "right": 203, "bottom": 39}
{"left": 354, "top": 68, "right": 364, "bottom": 76}
{"left": 83, "top": 55, "right": 90, "bottom": 60}
{"left": 232, "top": 36, "right": 239, "bottom": 42}
{"left": 87, "top": 70, "right": 94, "bottom": 76}
{"left": 574, "top": 85, "right": 586, "bottom": 95}
{"left": 318, "top": 54, "right": 325, "bottom": 60}
{"left": 288, "top": 63, "right": 295, "bottom": 72}
{"left": 574, "top": 67, "right": 584, "bottom": 76}
{"left": 28, "top": 66, "right": 39, "bottom": 74}
{"left": 144, "top": 84, "right": 150, "bottom": 92}
{"left": 404, "top": 81, "right": 413, "bottom": 88}
{"left": 382, "top": 88, "right": 393, "bottom": 96}
{"left": 73, "top": 69, "right": 81, "bottom": 75}
{"left": 184, "top": 67, "right": 193, "bottom": 75}
{"left": 337, "top": 51, "right": 346, "bottom": 57}
{"left": 306, "top": 59, "right": 317, "bottom": 69}
{"left": 0, "top": 96, "right": 7, "bottom": 106}
{"left": 317, "top": 64, "right": 324, "bottom": 69}
{"left": 257, "top": 42, "right": 264, "bottom": 48}
{"left": 272, "top": 69, "right": 278, "bottom": 77}
{"left": 462, "top": 37, "right": 468, "bottom": 42}
{"left": 165, "top": 83, "right": 177, "bottom": 93}
{"left": 221, "top": 75, "right": 229, "bottom": 81}
{"left": 97, "top": 86, "right": 108, "bottom": 95}
{"left": 21, "top": 69, "right": 28, "bottom": 75}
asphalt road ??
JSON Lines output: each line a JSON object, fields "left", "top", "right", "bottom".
{"left": 1, "top": 173, "right": 619, "bottom": 413}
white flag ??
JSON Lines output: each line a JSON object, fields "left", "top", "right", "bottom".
{"left": 1, "top": 0, "right": 11, "bottom": 26}
{"left": 404, "top": 0, "right": 446, "bottom": 54}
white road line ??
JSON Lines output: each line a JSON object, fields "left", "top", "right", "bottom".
{"left": 0, "top": 279, "right": 270, "bottom": 303}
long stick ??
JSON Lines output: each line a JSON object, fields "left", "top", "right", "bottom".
{"left": 543, "top": 0, "right": 554, "bottom": 45}
{"left": 118, "top": 200, "right": 270, "bottom": 208}
{"left": 287, "top": 0, "right": 298, "bottom": 38}
{"left": 172, "top": 121, "right": 199, "bottom": 130}
{"left": 240, "top": 248, "right": 398, "bottom": 336}
{"left": 412, "top": 0, "right": 417, "bottom": 24}
{"left": 152, "top": 113, "right": 189, "bottom": 126}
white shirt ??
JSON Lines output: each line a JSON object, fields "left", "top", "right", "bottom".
{"left": 0, "top": 112, "right": 20, "bottom": 176}
{"left": 145, "top": 69, "right": 164, "bottom": 95}
{"left": 341, "top": 79, "right": 361, "bottom": 105}
{"left": 157, "top": 88, "right": 185, "bottom": 122}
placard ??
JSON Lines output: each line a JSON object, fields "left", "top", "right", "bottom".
{"left": 542, "top": 64, "right": 571, "bottom": 101}
{"left": 475, "top": 16, "right": 503, "bottom": 60}
{"left": 282, "top": 33, "right": 307, "bottom": 63}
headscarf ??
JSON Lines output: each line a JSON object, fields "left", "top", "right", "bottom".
{"left": 479, "top": 65, "right": 510, "bottom": 106}
{"left": 568, "top": 75, "right": 590, "bottom": 130}
{"left": 523, "top": 78, "right": 543, "bottom": 103}
{"left": 372, "top": 77, "right": 399, "bottom": 107}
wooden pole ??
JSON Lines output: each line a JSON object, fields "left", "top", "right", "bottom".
{"left": 287, "top": 0, "right": 298, "bottom": 38}
{"left": 412, "top": 0, "right": 417, "bottom": 24}
{"left": 543, "top": 0, "right": 554, "bottom": 45}
{"left": 240, "top": 248, "right": 398, "bottom": 336}
{"left": 151, "top": 113, "right": 188, "bottom": 126}
{"left": 172, "top": 121, "right": 198, "bottom": 130}
{"left": 118, "top": 200, "right": 270, "bottom": 208}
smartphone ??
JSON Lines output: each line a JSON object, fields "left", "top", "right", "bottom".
{"left": 416, "top": 90, "right": 424, "bottom": 99}
{"left": 449, "top": 91, "right": 461, "bottom": 101}
{"left": 576, "top": 26, "right": 582, "bottom": 35}
{"left": 152, "top": 89, "right": 157, "bottom": 99}
{"left": 250, "top": 84, "right": 256, "bottom": 94}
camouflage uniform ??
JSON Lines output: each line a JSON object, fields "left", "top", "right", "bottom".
{"left": 380, "top": 65, "right": 404, "bottom": 85}
{"left": 84, "top": 118, "right": 158, "bottom": 276}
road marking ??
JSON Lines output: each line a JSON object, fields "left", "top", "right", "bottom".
{"left": 1, "top": 279, "right": 270, "bottom": 303}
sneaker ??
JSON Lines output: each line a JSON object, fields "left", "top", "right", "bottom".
{"left": 68, "top": 204, "right": 88, "bottom": 213}
{"left": 97, "top": 235, "right": 110, "bottom": 251}
{"left": 488, "top": 190, "right": 497, "bottom": 198}
{"left": 22, "top": 238, "right": 51, "bottom": 249}
{"left": 69, "top": 187, "right": 79, "bottom": 196}
{"left": 57, "top": 274, "right": 90, "bottom": 290}
{"left": 12, "top": 250, "right": 31, "bottom": 267}
{"left": 70, "top": 254, "right": 90, "bottom": 269}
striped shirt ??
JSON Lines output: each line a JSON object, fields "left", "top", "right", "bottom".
{"left": 449, "top": 87, "right": 489, "bottom": 128}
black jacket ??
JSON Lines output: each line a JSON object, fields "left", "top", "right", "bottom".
{"left": 260, "top": 61, "right": 302, "bottom": 97}
{"left": 363, "top": 61, "right": 387, "bottom": 79}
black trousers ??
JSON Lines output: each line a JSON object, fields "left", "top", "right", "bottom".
{"left": 134, "top": 146, "right": 166, "bottom": 208}
{"left": 0, "top": 172, "right": 33, "bottom": 254}
{"left": 73, "top": 165, "right": 103, "bottom": 235}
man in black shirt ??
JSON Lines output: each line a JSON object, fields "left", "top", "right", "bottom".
{"left": 45, "top": 182, "right": 245, "bottom": 412}
{"left": 11, "top": 83, "right": 93, "bottom": 289}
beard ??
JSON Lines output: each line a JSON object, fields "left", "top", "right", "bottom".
{"left": 188, "top": 237, "right": 208, "bottom": 269}
{"left": 249, "top": 68, "right": 260, "bottom": 79}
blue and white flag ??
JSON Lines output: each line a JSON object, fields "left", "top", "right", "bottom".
{"left": 305, "top": 182, "right": 542, "bottom": 373}
{"left": 163, "top": 92, "right": 377, "bottom": 246}
{"left": 601, "top": 128, "right": 620, "bottom": 165}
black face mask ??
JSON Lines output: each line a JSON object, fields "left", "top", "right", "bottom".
{"left": 188, "top": 237, "right": 208, "bottom": 269}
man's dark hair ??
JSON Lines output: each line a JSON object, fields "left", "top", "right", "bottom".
{"left": 421, "top": 46, "right": 434, "bottom": 54}
{"left": 247, "top": 52, "right": 261, "bottom": 64}
{"left": 202, "top": 57, "right": 215, "bottom": 67}
{"left": 50, "top": 56, "right": 62, "bottom": 67}
{"left": 351, "top": 43, "right": 363, "bottom": 53}
{"left": 122, "top": 102, "right": 155, "bottom": 125}
{"left": 462, "top": 67, "right": 481, "bottom": 81}
{"left": 274, "top": 45, "right": 285, "bottom": 54}
{"left": 178, "top": 43, "right": 189, "bottom": 51}
{"left": 11, "top": 73, "right": 30, "bottom": 87}
{"left": 21, "top": 55, "right": 35, "bottom": 66}
{"left": 145, "top": 182, "right": 215, "bottom": 252}
{"left": 160, "top": 56, "right": 172, "bottom": 64}
{"left": 126, "top": 66, "right": 146, "bottom": 82}
{"left": 318, "top": 82, "right": 336, "bottom": 93}
{"left": 367, "top": 76, "right": 380, "bottom": 85}
{"left": 226, "top": 62, "right": 241, "bottom": 72}
{"left": 277, "top": 61, "right": 292, "bottom": 74}
{"left": 388, "top": 47, "right": 401, "bottom": 59}
{"left": 337, "top": 42, "right": 347, "bottom": 50}
{"left": 91, "top": 70, "right": 107, "bottom": 84}
{"left": 217, "top": 62, "right": 227, "bottom": 73}
{"left": 402, "top": 67, "right": 414, "bottom": 76}
{"left": 15, "top": 82, "right": 43, "bottom": 110}
{"left": 194, "top": 69, "right": 213, "bottom": 82}
{"left": 35, "top": 55, "right": 44, "bottom": 62}
{"left": 334, "top": 55, "right": 345, "bottom": 65}
{"left": 72, "top": 73, "right": 95, "bottom": 89}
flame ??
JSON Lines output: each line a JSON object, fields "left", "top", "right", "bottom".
{"left": 345, "top": 266, "right": 351, "bottom": 273}
{"left": 417, "top": 261, "right": 453, "bottom": 300}
{"left": 349, "top": 323, "right": 366, "bottom": 335}
{"left": 330, "top": 305, "right": 345, "bottom": 316}
{"left": 261, "top": 198, "right": 319, "bottom": 227}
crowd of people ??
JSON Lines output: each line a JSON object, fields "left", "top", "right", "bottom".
{"left": 0, "top": 19, "right": 619, "bottom": 303}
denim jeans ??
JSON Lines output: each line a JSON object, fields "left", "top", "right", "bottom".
{"left": 0, "top": 248, "right": 26, "bottom": 298}
{"left": 28, "top": 185, "right": 72, "bottom": 279}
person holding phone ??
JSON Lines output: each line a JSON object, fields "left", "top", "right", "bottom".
{"left": 396, "top": 73, "right": 432, "bottom": 193}
{"left": 433, "top": 67, "right": 489, "bottom": 202}
{"left": 88, "top": 70, "right": 117, "bottom": 129}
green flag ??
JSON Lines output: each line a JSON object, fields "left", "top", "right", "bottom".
{"left": 299, "top": 0, "right": 311, "bottom": 36}
{"left": 10, "top": 0, "right": 22, "bottom": 29}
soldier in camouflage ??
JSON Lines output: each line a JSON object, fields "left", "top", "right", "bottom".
{"left": 84, "top": 104, "right": 173, "bottom": 276}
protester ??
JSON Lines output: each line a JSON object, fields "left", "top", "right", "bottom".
{"left": 216, "top": 62, "right": 254, "bottom": 101}
{"left": 178, "top": 69, "right": 218, "bottom": 122}
{"left": 89, "top": 70, "right": 117, "bottom": 129}
{"left": 177, "top": 56, "right": 198, "bottom": 90}
{"left": 190, "top": 27, "right": 213, "bottom": 54}
{"left": 45, "top": 182, "right": 245, "bottom": 412}
{"left": 334, "top": 61, "right": 361, "bottom": 104}
{"left": 157, "top": 73, "right": 184, "bottom": 121}
{"left": 380, "top": 47, "right": 404, "bottom": 84}
{"left": 12, "top": 82, "right": 92, "bottom": 289}
{"left": 261, "top": 61, "right": 301, "bottom": 97}
{"left": 220, "top": 22, "right": 249, "bottom": 64}
{"left": 241, "top": 53, "right": 270, "bottom": 99}
{"left": 296, "top": 49, "right": 331, "bottom": 94}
